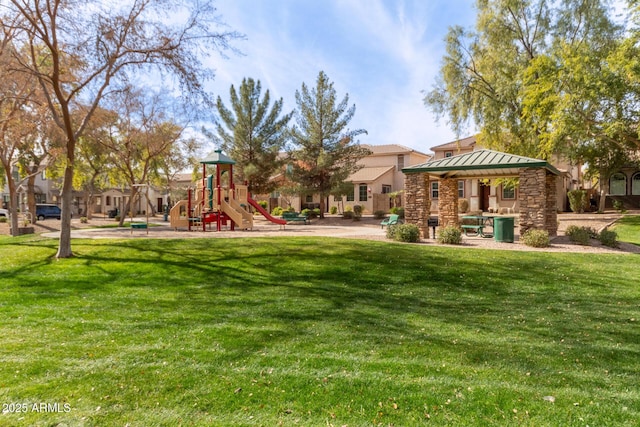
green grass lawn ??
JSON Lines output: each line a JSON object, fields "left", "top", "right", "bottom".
{"left": 611, "top": 215, "right": 640, "bottom": 245}
{"left": 1, "top": 235, "right": 639, "bottom": 426}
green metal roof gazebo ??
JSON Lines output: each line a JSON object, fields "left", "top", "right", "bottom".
{"left": 402, "top": 149, "right": 560, "bottom": 178}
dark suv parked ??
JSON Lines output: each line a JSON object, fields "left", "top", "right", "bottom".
{"left": 35, "top": 204, "right": 62, "bottom": 220}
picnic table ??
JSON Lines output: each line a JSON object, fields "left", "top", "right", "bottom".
{"left": 461, "top": 215, "right": 495, "bottom": 238}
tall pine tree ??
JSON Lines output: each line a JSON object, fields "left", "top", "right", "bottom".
{"left": 288, "top": 71, "right": 369, "bottom": 217}
{"left": 215, "top": 78, "right": 292, "bottom": 195}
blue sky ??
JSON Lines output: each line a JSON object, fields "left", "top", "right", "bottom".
{"left": 206, "top": 0, "right": 478, "bottom": 154}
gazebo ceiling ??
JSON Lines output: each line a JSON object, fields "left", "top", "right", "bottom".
{"left": 402, "top": 149, "right": 560, "bottom": 178}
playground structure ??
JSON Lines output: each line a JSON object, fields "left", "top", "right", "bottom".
{"left": 169, "top": 150, "right": 286, "bottom": 231}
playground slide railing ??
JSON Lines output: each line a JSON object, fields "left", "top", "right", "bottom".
{"left": 169, "top": 200, "right": 189, "bottom": 229}
{"left": 234, "top": 185, "right": 249, "bottom": 205}
{"left": 228, "top": 197, "right": 253, "bottom": 229}
{"left": 220, "top": 198, "right": 252, "bottom": 230}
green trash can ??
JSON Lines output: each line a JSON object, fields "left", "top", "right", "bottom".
{"left": 494, "top": 217, "right": 515, "bottom": 243}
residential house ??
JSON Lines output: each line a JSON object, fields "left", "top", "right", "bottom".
{"left": 427, "top": 136, "right": 581, "bottom": 213}
{"left": 329, "top": 144, "right": 431, "bottom": 213}
{"left": 604, "top": 152, "right": 640, "bottom": 208}
{"left": 255, "top": 144, "right": 431, "bottom": 214}
{"left": 1, "top": 166, "right": 85, "bottom": 216}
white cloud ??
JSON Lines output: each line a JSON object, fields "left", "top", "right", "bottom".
{"left": 206, "top": 0, "right": 478, "bottom": 152}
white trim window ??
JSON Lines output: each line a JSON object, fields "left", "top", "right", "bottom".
{"left": 431, "top": 181, "right": 439, "bottom": 199}
{"left": 610, "top": 173, "right": 627, "bottom": 195}
{"left": 632, "top": 173, "right": 640, "bottom": 195}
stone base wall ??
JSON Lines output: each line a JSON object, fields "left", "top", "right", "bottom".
{"left": 519, "top": 168, "right": 558, "bottom": 236}
{"left": 404, "top": 173, "right": 430, "bottom": 237}
{"left": 438, "top": 178, "right": 459, "bottom": 228}
{"left": 545, "top": 173, "right": 558, "bottom": 236}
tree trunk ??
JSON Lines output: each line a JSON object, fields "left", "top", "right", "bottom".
{"left": 84, "top": 193, "right": 92, "bottom": 220}
{"left": 118, "top": 187, "right": 137, "bottom": 227}
{"left": 598, "top": 171, "right": 609, "bottom": 213}
{"left": 8, "top": 180, "right": 20, "bottom": 237}
{"left": 56, "top": 164, "right": 75, "bottom": 258}
{"left": 319, "top": 194, "right": 325, "bottom": 219}
{"left": 27, "top": 172, "right": 37, "bottom": 224}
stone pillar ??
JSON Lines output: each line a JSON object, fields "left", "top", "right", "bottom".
{"left": 545, "top": 172, "right": 558, "bottom": 237}
{"left": 404, "top": 173, "right": 430, "bottom": 237}
{"left": 438, "top": 178, "right": 459, "bottom": 228}
{"left": 519, "top": 168, "right": 558, "bottom": 235}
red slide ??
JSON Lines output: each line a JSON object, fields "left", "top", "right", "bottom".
{"left": 247, "top": 197, "right": 287, "bottom": 225}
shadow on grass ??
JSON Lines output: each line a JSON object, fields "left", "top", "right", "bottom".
{"left": 2, "top": 236, "right": 639, "bottom": 381}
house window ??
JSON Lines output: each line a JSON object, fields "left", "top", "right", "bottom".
{"left": 610, "top": 173, "right": 627, "bottom": 195}
{"left": 344, "top": 181, "right": 355, "bottom": 202}
{"left": 270, "top": 191, "right": 280, "bottom": 198}
{"left": 106, "top": 196, "right": 111, "bottom": 206}
{"left": 334, "top": 195, "right": 341, "bottom": 201}
{"left": 458, "top": 180, "right": 465, "bottom": 198}
{"left": 445, "top": 151, "right": 453, "bottom": 158}
{"left": 306, "top": 195, "right": 313, "bottom": 203}
{"left": 359, "top": 184, "right": 368, "bottom": 202}
{"left": 632, "top": 173, "right": 640, "bottom": 195}
{"left": 502, "top": 185, "right": 516, "bottom": 200}
{"left": 382, "top": 185, "right": 392, "bottom": 194}
{"left": 397, "top": 155, "right": 405, "bottom": 170}
{"left": 431, "top": 181, "right": 439, "bottom": 199}
{"left": 41, "top": 170, "right": 47, "bottom": 180}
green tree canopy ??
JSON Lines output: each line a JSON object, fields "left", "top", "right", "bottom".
{"left": 215, "top": 78, "right": 292, "bottom": 195}
{"left": 288, "top": 71, "right": 369, "bottom": 217}
{"left": 425, "top": 0, "right": 621, "bottom": 160}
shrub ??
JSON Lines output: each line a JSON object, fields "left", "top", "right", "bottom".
{"left": 0, "top": 216, "right": 7, "bottom": 223}
{"left": 613, "top": 199, "right": 627, "bottom": 213}
{"left": 271, "top": 206, "right": 284, "bottom": 216}
{"left": 301, "top": 208, "right": 318, "bottom": 219}
{"left": 565, "top": 225, "right": 593, "bottom": 246}
{"left": 598, "top": 229, "right": 618, "bottom": 248}
{"left": 385, "top": 224, "right": 398, "bottom": 239}
{"left": 436, "top": 226, "right": 462, "bottom": 245}
{"left": 567, "top": 189, "right": 587, "bottom": 213}
{"left": 257, "top": 200, "right": 268, "bottom": 209}
{"left": 458, "top": 198, "right": 469, "bottom": 214}
{"left": 390, "top": 207, "right": 405, "bottom": 218}
{"left": 387, "top": 223, "right": 420, "bottom": 243}
{"left": 329, "top": 206, "right": 338, "bottom": 215}
{"left": 373, "top": 210, "right": 386, "bottom": 219}
{"left": 353, "top": 205, "right": 363, "bottom": 217}
{"left": 521, "top": 229, "right": 550, "bottom": 247}
{"left": 343, "top": 206, "right": 354, "bottom": 219}
{"left": 80, "top": 217, "right": 88, "bottom": 224}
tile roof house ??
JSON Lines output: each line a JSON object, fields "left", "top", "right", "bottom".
{"left": 328, "top": 144, "right": 431, "bottom": 213}
{"left": 257, "top": 144, "right": 431, "bottom": 214}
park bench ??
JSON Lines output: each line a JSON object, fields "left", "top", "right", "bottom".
{"left": 131, "top": 222, "right": 148, "bottom": 229}
{"left": 380, "top": 214, "right": 401, "bottom": 228}
{"left": 282, "top": 212, "right": 308, "bottom": 224}
{"left": 460, "top": 224, "right": 485, "bottom": 237}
